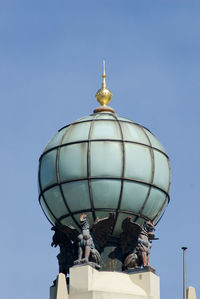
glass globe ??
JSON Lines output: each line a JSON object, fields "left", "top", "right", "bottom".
{"left": 38, "top": 112, "right": 170, "bottom": 236}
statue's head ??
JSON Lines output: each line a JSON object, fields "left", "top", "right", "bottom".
{"left": 80, "top": 214, "right": 88, "bottom": 224}
{"left": 143, "top": 221, "right": 155, "bottom": 233}
{"left": 80, "top": 213, "right": 87, "bottom": 221}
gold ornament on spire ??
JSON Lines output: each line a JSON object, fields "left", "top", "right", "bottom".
{"left": 94, "top": 61, "right": 115, "bottom": 113}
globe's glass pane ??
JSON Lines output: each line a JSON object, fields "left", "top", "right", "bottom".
{"left": 60, "top": 216, "right": 80, "bottom": 230}
{"left": 135, "top": 217, "right": 146, "bottom": 225}
{"left": 153, "top": 198, "right": 168, "bottom": 224}
{"left": 59, "top": 143, "right": 88, "bottom": 181}
{"left": 95, "top": 210, "right": 114, "bottom": 220}
{"left": 91, "top": 121, "right": 121, "bottom": 140}
{"left": 75, "top": 115, "right": 94, "bottom": 122}
{"left": 40, "top": 196, "right": 56, "bottom": 224}
{"left": 117, "top": 116, "right": 133, "bottom": 123}
{"left": 62, "top": 180, "right": 91, "bottom": 212}
{"left": 91, "top": 179, "right": 121, "bottom": 209}
{"left": 73, "top": 212, "right": 94, "bottom": 228}
{"left": 144, "top": 129, "right": 165, "bottom": 152}
{"left": 113, "top": 213, "right": 135, "bottom": 235}
{"left": 44, "top": 129, "right": 67, "bottom": 152}
{"left": 120, "top": 181, "right": 149, "bottom": 213}
{"left": 90, "top": 142, "right": 122, "bottom": 177}
{"left": 124, "top": 143, "right": 152, "bottom": 183}
{"left": 121, "top": 123, "right": 150, "bottom": 145}
{"left": 40, "top": 150, "right": 57, "bottom": 190}
{"left": 96, "top": 113, "right": 116, "bottom": 120}
{"left": 153, "top": 151, "right": 170, "bottom": 192}
{"left": 142, "top": 188, "right": 166, "bottom": 220}
{"left": 43, "top": 186, "right": 68, "bottom": 219}
{"left": 62, "top": 122, "right": 91, "bottom": 143}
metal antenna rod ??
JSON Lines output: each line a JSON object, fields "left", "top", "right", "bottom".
{"left": 181, "top": 247, "right": 187, "bottom": 299}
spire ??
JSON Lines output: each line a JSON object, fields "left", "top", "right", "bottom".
{"left": 94, "top": 61, "right": 115, "bottom": 113}
{"left": 102, "top": 60, "right": 106, "bottom": 89}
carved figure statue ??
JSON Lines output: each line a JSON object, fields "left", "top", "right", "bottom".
{"left": 51, "top": 212, "right": 115, "bottom": 273}
{"left": 74, "top": 213, "right": 101, "bottom": 268}
{"left": 120, "top": 217, "right": 157, "bottom": 271}
{"left": 51, "top": 224, "right": 79, "bottom": 275}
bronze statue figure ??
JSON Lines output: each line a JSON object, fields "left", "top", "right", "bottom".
{"left": 74, "top": 214, "right": 101, "bottom": 269}
{"left": 51, "top": 224, "right": 79, "bottom": 275}
{"left": 120, "top": 217, "right": 157, "bottom": 271}
{"left": 51, "top": 212, "right": 115, "bottom": 273}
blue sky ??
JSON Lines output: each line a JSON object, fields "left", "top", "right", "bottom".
{"left": 0, "top": 1, "right": 200, "bottom": 298}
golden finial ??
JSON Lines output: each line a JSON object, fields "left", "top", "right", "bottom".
{"left": 94, "top": 61, "right": 115, "bottom": 113}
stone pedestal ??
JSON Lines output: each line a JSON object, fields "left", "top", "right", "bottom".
{"left": 50, "top": 265, "right": 160, "bottom": 299}
{"left": 187, "top": 286, "right": 197, "bottom": 299}
{"left": 50, "top": 273, "right": 69, "bottom": 299}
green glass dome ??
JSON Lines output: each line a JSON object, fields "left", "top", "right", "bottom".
{"left": 38, "top": 112, "right": 170, "bottom": 236}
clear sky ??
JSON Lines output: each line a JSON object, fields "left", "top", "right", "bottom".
{"left": 0, "top": 1, "right": 199, "bottom": 298}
